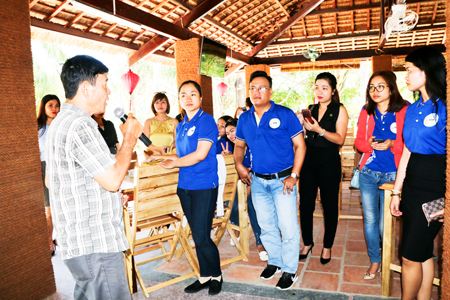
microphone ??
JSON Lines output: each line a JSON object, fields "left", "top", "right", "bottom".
{"left": 114, "top": 108, "right": 152, "bottom": 147}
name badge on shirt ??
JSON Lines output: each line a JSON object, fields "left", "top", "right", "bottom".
{"left": 424, "top": 113, "right": 438, "bottom": 127}
{"left": 269, "top": 118, "right": 281, "bottom": 129}
{"left": 187, "top": 126, "right": 196, "bottom": 136}
{"left": 390, "top": 122, "right": 397, "bottom": 134}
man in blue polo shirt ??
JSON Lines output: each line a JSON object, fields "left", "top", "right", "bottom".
{"left": 234, "top": 71, "right": 306, "bottom": 290}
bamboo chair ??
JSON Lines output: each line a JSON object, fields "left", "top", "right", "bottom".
{"left": 176, "top": 155, "right": 248, "bottom": 264}
{"left": 124, "top": 164, "right": 200, "bottom": 298}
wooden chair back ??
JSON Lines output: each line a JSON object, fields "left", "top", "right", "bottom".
{"left": 124, "top": 164, "right": 199, "bottom": 297}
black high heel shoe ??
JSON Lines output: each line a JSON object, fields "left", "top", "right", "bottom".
{"left": 299, "top": 242, "right": 314, "bottom": 260}
{"left": 320, "top": 248, "right": 332, "bottom": 265}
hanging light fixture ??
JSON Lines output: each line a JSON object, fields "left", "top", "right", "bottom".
{"left": 217, "top": 82, "right": 228, "bottom": 97}
{"left": 121, "top": 69, "right": 140, "bottom": 112}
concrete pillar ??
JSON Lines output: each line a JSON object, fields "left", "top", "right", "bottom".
{"left": 174, "top": 38, "right": 213, "bottom": 116}
{"left": 0, "top": 0, "right": 56, "bottom": 299}
{"left": 244, "top": 64, "right": 271, "bottom": 97}
{"left": 371, "top": 55, "right": 392, "bottom": 73}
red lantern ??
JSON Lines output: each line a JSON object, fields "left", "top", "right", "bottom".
{"left": 121, "top": 69, "right": 140, "bottom": 111}
{"left": 217, "top": 82, "right": 228, "bottom": 97}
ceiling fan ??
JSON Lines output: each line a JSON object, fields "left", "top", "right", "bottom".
{"left": 384, "top": 0, "right": 419, "bottom": 40}
{"left": 302, "top": 46, "right": 321, "bottom": 62}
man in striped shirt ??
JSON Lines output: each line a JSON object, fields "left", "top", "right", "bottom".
{"left": 45, "top": 55, "right": 142, "bottom": 300}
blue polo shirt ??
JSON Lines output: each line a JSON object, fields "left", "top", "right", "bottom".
{"left": 235, "top": 101, "right": 303, "bottom": 174}
{"left": 365, "top": 108, "right": 397, "bottom": 172}
{"left": 403, "top": 96, "right": 446, "bottom": 155}
{"left": 216, "top": 136, "right": 233, "bottom": 154}
{"left": 243, "top": 148, "right": 251, "bottom": 169}
{"left": 176, "top": 108, "right": 219, "bottom": 190}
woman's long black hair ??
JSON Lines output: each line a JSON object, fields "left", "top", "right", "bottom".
{"left": 365, "top": 70, "right": 405, "bottom": 115}
{"left": 405, "top": 46, "right": 447, "bottom": 104}
{"left": 37, "top": 94, "right": 61, "bottom": 137}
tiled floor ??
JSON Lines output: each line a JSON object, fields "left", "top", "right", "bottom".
{"left": 45, "top": 184, "right": 443, "bottom": 300}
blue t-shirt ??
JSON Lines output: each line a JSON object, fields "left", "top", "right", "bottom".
{"left": 216, "top": 136, "right": 233, "bottom": 154}
{"left": 176, "top": 109, "right": 219, "bottom": 190}
{"left": 243, "top": 148, "right": 251, "bottom": 169}
{"left": 403, "top": 96, "right": 446, "bottom": 155}
{"left": 235, "top": 101, "right": 303, "bottom": 174}
{"left": 365, "top": 108, "right": 397, "bottom": 172}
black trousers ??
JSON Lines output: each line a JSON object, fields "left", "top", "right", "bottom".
{"left": 299, "top": 147, "right": 341, "bottom": 248}
{"left": 177, "top": 186, "right": 221, "bottom": 277}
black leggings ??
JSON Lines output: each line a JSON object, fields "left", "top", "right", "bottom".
{"left": 299, "top": 147, "right": 341, "bottom": 248}
{"left": 177, "top": 187, "right": 221, "bottom": 277}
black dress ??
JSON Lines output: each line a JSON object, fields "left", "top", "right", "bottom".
{"left": 98, "top": 119, "right": 119, "bottom": 154}
{"left": 300, "top": 102, "right": 343, "bottom": 248}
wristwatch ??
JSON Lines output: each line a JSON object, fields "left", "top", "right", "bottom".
{"left": 291, "top": 172, "right": 298, "bottom": 179}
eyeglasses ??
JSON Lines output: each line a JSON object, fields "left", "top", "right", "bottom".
{"left": 249, "top": 87, "right": 271, "bottom": 93}
{"left": 368, "top": 85, "right": 387, "bottom": 93}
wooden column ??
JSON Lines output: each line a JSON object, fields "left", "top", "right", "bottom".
{"left": 244, "top": 64, "right": 271, "bottom": 97}
{"left": 441, "top": 0, "right": 450, "bottom": 297}
{"left": 371, "top": 55, "right": 392, "bottom": 73}
{"left": 0, "top": 0, "right": 56, "bottom": 299}
{"left": 174, "top": 38, "right": 213, "bottom": 116}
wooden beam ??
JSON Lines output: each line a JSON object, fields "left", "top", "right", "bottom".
{"left": 29, "top": 0, "right": 39, "bottom": 9}
{"left": 366, "top": 9, "right": 370, "bottom": 31}
{"left": 101, "top": 23, "right": 117, "bottom": 36}
{"left": 225, "top": 62, "right": 244, "bottom": 78}
{"left": 31, "top": 18, "right": 174, "bottom": 59}
{"left": 377, "top": 0, "right": 387, "bottom": 49}
{"left": 254, "top": 44, "right": 446, "bottom": 65}
{"left": 269, "top": 24, "right": 446, "bottom": 47}
{"left": 334, "top": 13, "right": 338, "bottom": 34}
{"left": 170, "top": 0, "right": 253, "bottom": 47}
{"left": 179, "top": 0, "right": 226, "bottom": 28}
{"left": 85, "top": 18, "right": 102, "bottom": 32}
{"left": 350, "top": 11, "right": 354, "bottom": 34}
{"left": 131, "top": 29, "right": 147, "bottom": 43}
{"left": 129, "top": 34, "right": 172, "bottom": 65}
{"left": 317, "top": 15, "right": 322, "bottom": 37}
{"left": 74, "top": 0, "right": 199, "bottom": 41}
{"left": 431, "top": 1, "right": 438, "bottom": 26}
{"left": 301, "top": 18, "right": 307, "bottom": 37}
{"left": 274, "top": 0, "right": 289, "bottom": 17}
{"left": 117, "top": 27, "right": 131, "bottom": 40}
{"left": 305, "top": 0, "right": 436, "bottom": 17}
{"left": 249, "top": 0, "right": 325, "bottom": 57}
{"left": 45, "top": 0, "right": 69, "bottom": 22}
{"left": 65, "top": 12, "right": 84, "bottom": 28}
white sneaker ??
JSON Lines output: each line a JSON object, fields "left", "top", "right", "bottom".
{"left": 258, "top": 251, "right": 268, "bottom": 261}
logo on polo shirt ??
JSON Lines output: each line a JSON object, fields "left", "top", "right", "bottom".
{"left": 269, "top": 118, "right": 281, "bottom": 129}
{"left": 187, "top": 126, "right": 196, "bottom": 136}
{"left": 424, "top": 113, "right": 438, "bottom": 127}
{"left": 390, "top": 122, "right": 397, "bottom": 134}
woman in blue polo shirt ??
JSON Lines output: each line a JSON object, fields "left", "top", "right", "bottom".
{"left": 156, "top": 80, "right": 222, "bottom": 295}
{"left": 216, "top": 115, "right": 233, "bottom": 154}
{"left": 299, "top": 72, "right": 349, "bottom": 265}
{"left": 355, "top": 71, "right": 407, "bottom": 280}
{"left": 390, "top": 46, "right": 446, "bottom": 300}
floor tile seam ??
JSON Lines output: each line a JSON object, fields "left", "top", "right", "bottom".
{"left": 338, "top": 221, "right": 350, "bottom": 293}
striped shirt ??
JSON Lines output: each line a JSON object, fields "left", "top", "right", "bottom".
{"left": 45, "top": 103, "right": 128, "bottom": 260}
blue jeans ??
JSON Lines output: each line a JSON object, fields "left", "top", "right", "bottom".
{"left": 359, "top": 166, "right": 396, "bottom": 263}
{"left": 230, "top": 192, "right": 262, "bottom": 246}
{"left": 251, "top": 173, "right": 300, "bottom": 274}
